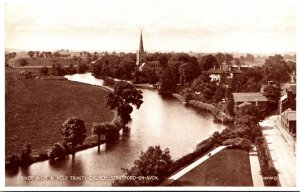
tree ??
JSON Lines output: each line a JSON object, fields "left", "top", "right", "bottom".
{"left": 19, "top": 144, "right": 32, "bottom": 167}
{"left": 224, "top": 54, "right": 233, "bottom": 65}
{"left": 35, "top": 51, "right": 40, "bottom": 58}
{"left": 263, "top": 84, "right": 282, "bottom": 111}
{"left": 262, "top": 54, "right": 291, "bottom": 83}
{"left": 39, "top": 67, "right": 49, "bottom": 76}
{"left": 47, "top": 143, "right": 66, "bottom": 160}
{"left": 240, "top": 56, "right": 245, "bottom": 64}
{"left": 27, "top": 51, "right": 35, "bottom": 58}
{"left": 245, "top": 54, "right": 254, "bottom": 62}
{"left": 105, "top": 81, "right": 143, "bottom": 126}
{"left": 215, "top": 53, "right": 225, "bottom": 66}
{"left": 143, "top": 67, "right": 159, "bottom": 85}
{"left": 211, "top": 85, "right": 226, "bottom": 103}
{"left": 113, "top": 145, "right": 173, "bottom": 186}
{"left": 200, "top": 54, "right": 218, "bottom": 71}
{"left": 235, "top": 104, "right": 264, "bottom": 126}
{"left": 233, "top": 58, "right": 241, "bottom": 66}
{"left": 227, "top": 93, "right": 235, "bottom": 116}
{"left": 91, "top": 122, "right": 108, "bottom": 152}
{"left": 18, "top": 59, "right": 28, "bottom": 66}
{"left": 61, "top": 117, "right": 87, "bottom": 152}
{"left": 158, "top": 66, "right": 177, "bottom": 96}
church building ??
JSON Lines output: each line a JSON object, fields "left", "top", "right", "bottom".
{"left": 136, "top": 31, "right": 146, "bottom": 71}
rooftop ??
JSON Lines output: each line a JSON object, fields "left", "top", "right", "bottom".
{"left": 282, "top": 109, "right": 296, "bottom": 121}
{"left": 232, "top": 92, "right": 268, "bottom": 103}
{"left": 206, "top": 68, "right": 242, "bottom": 74}
{"left": 286, "top": 84, "right": 296, "bottom": 95}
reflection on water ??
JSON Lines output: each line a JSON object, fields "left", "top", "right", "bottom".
{"left": 6, "top": 73, "right": 225, "bottom": 186}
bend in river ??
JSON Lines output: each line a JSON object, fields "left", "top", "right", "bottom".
{"left": 6, "top": 73, "right": 226, "bottom": 186}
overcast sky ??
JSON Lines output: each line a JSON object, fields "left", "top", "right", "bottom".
{"left": 5, "top": 0, "right": 297, "bottom": 53}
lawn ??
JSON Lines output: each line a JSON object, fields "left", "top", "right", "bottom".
{"left": 5, "top": 67, "right": 113, "bottom": 156}
{"left": 170, "top": 148, "right": 253, "bottom": 186}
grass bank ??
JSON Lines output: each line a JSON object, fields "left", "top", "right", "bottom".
{"left": 170, "top": 148, "right": 253, "bottom": 186}
{"left": 5, "top": 67, "right": 113, "bottom": 156}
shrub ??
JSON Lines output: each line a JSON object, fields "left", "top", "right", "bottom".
{"left": 223, "top": 137, "right": 252, "bottom": 150}
{"left": 6, "top": 154, "right": 20, "bottom": 168}
{"left": 18, "top": 59, "right": 28, "bottom": 66}
{"left": 113, "top": 146, "right": 172, "bottom": 186}
{"left": 47, "top": 143, "right": 66, "bottom": 160}
{"left": 255, "top": 136, "right": 279, "bottom": 186}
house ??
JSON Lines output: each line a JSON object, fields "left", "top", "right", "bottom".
{"left": 278, "top": 83, "right": 296, "bottom": 145}
{"left": 280, "top": 108, "right": 296, "bottom": 137}
{"left": 232, "top": 92, "right": 268, "bottom": 112}
{"left": 206, "top": 65, "right": 242, "bottom": 83}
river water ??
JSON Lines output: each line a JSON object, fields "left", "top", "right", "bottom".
{"left": 6, "top": 73, "right": 225, "bottom": 186}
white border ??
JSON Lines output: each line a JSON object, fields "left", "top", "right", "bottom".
{"left": 1, "top": 0, "right": 299, "bottom": 191}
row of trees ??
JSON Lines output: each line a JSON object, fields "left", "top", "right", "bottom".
{"left": 27, "top": 51, "right": 71, "bottom": 58}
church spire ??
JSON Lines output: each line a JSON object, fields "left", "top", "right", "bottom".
{"left": 139, "top": 30, "right": 144, "bottom": 53}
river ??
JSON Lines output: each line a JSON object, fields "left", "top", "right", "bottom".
{"left": 5, "top": 73, "right": 225, "bottom": 186}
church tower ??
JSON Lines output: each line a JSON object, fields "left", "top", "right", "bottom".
{"left": 136, "top": 31, "right": 146, "bottom": 66}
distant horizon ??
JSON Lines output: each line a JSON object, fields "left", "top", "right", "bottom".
{"left": 5, "top": 47, "right": 296, "bottom": 56}
{"left": 5, "top": 0, "right": 296, "bottom": 53}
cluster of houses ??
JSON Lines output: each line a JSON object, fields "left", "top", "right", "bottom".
{"left": 207, "top": 60, "right": 296, "bottom": 151}
{"left": 279, "top": 83, "right": 296, "bottom": 140}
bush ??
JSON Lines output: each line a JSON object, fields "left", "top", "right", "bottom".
{"left": 113, "top": 146, "right": 172, "bottom": 186}
{"left": 17, "top": 59, "right": 28, "bottom": 66}
{"left": 255, "top": 136, "right": 279, "bottom": 186}
{"left": 47, "top": 143, "right": 66, "bottom": 160}
{"left": 78, "top": 63, "right": 89, "bottom": 74}
{"left": 223, "top": 137, "right": 252, "bottom": 150}
{"left": 6, "top": 154, "right": 20, "bottom": 168}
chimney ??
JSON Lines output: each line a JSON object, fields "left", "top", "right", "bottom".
{"left": 255, "top": 99, "right": 258, "bottom": 106}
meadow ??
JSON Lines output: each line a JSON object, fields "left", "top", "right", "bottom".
{"left": 5, "top": 67, "right": 113, "bottom": 156}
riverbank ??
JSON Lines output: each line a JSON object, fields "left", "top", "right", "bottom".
{"left": 172, "top": 93, "right": 233, "bottom": 123}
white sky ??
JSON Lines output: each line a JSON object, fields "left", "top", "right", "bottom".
{"left": 4, "top": 0, "right": 297, "bottom": 53}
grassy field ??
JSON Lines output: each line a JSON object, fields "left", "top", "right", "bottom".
{"left": 5, "top": 67, "right": 113, "bottom": 156}
{"left": 171, "top": 148, "right": 253, "bottom": 186}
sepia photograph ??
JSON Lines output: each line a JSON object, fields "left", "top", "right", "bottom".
{"left": 1, "top": 0, "right": 298, "bottom": 190}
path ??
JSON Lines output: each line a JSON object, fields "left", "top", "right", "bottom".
{"left": 249, "top": 145, "right": 264, "bottom": 186}
{"left": 259, "top": 115, "right": 296, "bottom": 187}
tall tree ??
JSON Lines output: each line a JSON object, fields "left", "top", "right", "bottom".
{"left": 262, "top": 54, "right": 291, "bottom": 83}
{"left": 158, "top": 66, "right": 177, "bottom": 96}
{"left": 200, "top": 54, "right": 218, "bottom": 71}
{"left": 105, "top": 81, "right": 143, "bottom": 126}
{"left": 61, "top": 117, "right": 87, "bottom": 153}
{"left": 215, "top": 53, "right": 225, "bottom": 66}
{"left": 224, "top": 53, "right": 233, "bottom": 65}
{"left": 113, "top": 146, "right": 173, "bottom": 186}
{"left": 263, "top": 84, "right": 282, "bottom": 111}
